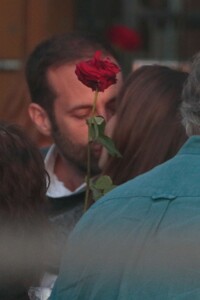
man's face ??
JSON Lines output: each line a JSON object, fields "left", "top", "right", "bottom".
{"left": 47, "top": 62, "right": 122, "bottom": 175}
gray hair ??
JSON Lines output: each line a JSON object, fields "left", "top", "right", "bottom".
{"left": 181, "top": 53, "right": 200, "bottom": 136}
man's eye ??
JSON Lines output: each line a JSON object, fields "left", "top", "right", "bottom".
{"left": 74, "top": 114, "right": 88, "bottom": 119}
{"left": 74, "top": 109, "right": 92, "bottom": 119}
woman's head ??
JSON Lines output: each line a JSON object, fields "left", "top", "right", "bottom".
{"left": 101, "top": 65, "right": 188, "bottom": 185}
{"left": 0, "top": 122, "right": 48, "bottom": 219}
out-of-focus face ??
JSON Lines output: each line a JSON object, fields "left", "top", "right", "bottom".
{"left": 98, "top": 115, "right": 117, "bottom": 170}
{"left": 48, "top": 62, "right": 122, "bottom": 175}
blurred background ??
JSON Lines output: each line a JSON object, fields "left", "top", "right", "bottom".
{"left": 0, "top": 0, "right": 199, "bottom": 146}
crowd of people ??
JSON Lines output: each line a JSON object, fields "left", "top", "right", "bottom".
{"left": 2, "top": 30, "right": 200, "bottom": 299}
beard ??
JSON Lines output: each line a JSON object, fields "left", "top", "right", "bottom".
{"left": 50, "top": 117, "right": 101, "bottom": 176}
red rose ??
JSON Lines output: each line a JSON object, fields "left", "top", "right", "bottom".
{"left": 75, "top": 51, "right": 120, "bottom": 92}
{"left": 106, "top": 25, "right": 142, "bottom": 51}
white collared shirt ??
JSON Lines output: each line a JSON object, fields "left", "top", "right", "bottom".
{"left": 44, "top": 144, "right": 86, "bottom": 198}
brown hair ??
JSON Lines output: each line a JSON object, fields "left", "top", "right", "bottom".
{"left": 103, "top": 65, "right": 188, "bottom": 185}
{"left": 0, "top": 122, "right": 49, "bottom": 297}
{"left": 25, "top": 31, "right": 117, "bottom": 117}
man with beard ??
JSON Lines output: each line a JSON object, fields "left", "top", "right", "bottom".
{"left": 25, "top": 31, "right": 122, "bottom": 298}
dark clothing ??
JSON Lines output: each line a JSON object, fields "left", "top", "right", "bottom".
{"left": 46, "top": 192, "right": 85, "bottom": 273}
{"left": 0, "top": 285, "right": 29, "bottom": 300}
{"left": 47, "top": 192, "right": 85, "bottom": 217}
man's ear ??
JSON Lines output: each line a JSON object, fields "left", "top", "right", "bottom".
{"left": 28, "top": 103, "right": 52, "bottom": 136}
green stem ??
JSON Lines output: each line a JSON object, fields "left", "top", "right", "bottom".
{"left": 84, "top": 89, "right": 98, "bottom": 212}
{"left": 84, "top": 140, "right": 91, "bottom": 212}
{"left": 91, "top": 90, "right": 99, "bottom": 116}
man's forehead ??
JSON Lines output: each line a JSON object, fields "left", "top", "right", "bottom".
{"left": 48, "top": 59, "right": 122, "bottom": 106}
{"left": 48, "top": 53, "right": 118, "bottom": 70}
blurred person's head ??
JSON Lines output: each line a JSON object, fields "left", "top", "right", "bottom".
{"left": 181, "top": 52, "right": 200, "bottom": 136}
{"left": 0, "top": 123, "right": 48, "bottom": 217}
{"left": 0, "top": 122, "right": 49, "bottom": 297}
{"left": 26, "top": 31, "right": 122, "bottom": 176}
{"left": 99, "top": 65, "right": 188, "bottom": 185}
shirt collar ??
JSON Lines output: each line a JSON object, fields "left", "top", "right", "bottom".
{"left": 45, "top": 144, "right": 86, "bottom": 198}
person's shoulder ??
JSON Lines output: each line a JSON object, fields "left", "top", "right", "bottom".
{"left": 90, "top": 154, "right": 180, "bottom": 211}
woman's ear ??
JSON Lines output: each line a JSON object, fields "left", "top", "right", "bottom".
{"left": 28, "top": 103, "right": 52, "bottom": 136}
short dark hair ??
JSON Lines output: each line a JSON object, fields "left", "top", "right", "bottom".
{"left": 25, "top": 31, "right": 117, "bottom": 115}
{"left": 103, "top": 65, "right": 188, "bottom": 185}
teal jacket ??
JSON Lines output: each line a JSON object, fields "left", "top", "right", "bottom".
{"left": 50, "top": 136, "right": 200, "bottom": 300}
